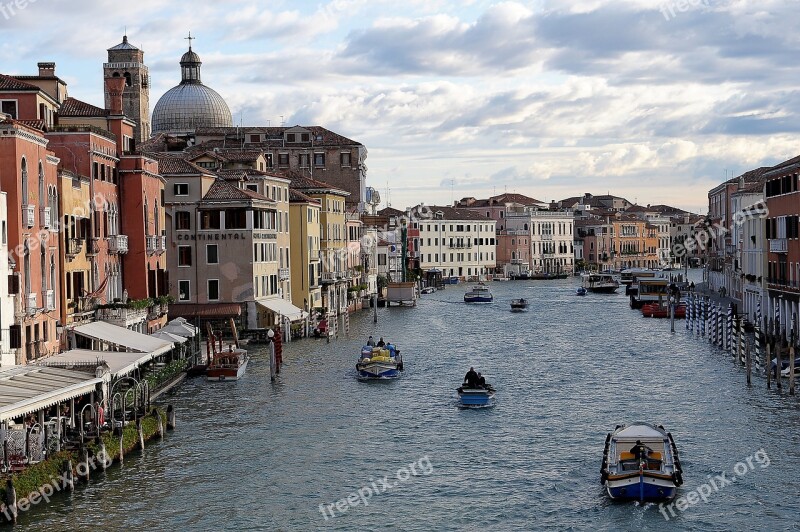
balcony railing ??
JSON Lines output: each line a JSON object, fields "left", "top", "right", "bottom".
{"left": 40, "top": 207, "right": 51, "bottom": 229}
{"left": 108, "top": 234, "right": 129, "bottom": 254}
{"left": 158, "top": 236, "right": 166, "bottom": 254}
{"left": 66, "top": 238, "right": 83, "bottom": 258}
{"left": 22, "top": 205, "right": 35, "bottom": 228}
{"left": 146, "top": 235, "right": 159, "bottom": 255}
{"left": 540, "top": 234, "right": 553, "bottom": 240}
{"left": 97, "top": 306, "right": 147, "bottom": 327}
{"left": 769, "top": 238, "right": 788, "bottom": 253}
{"left": 279, "top": 268, "right": 290, "bottom": 281}
{"left": 321, "top": 272, "right": 337, "bottom": 283}
{"left": 26, "top": 293, "right": 37, "bottom": 315}
{"left": 45, "top": 289, "right": 55, "bottom": 311}
{"left": 766, "top": 278, "right": 800, "bottom": 291}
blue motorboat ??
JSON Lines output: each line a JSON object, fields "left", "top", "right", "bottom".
{"left": 769, "top": 356, "right": 800, "bottom": 378}
{"left": 443, "top": 276, "right": 460, "bottom": 285}
{"left": 464, "top": 283, "right": 493, "bottom": 303}
{"left": 356, "top": 344, "right": 403, "bottom": 380}
{"left": 457, "top": 384, "right": 495, "bottom": 406}
{"left": 601, "top": 422, "right": 683, "bottom": 502}
{"left": 576, "top": 287, "right": 587, "bottom": 296}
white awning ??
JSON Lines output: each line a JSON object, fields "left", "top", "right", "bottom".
{"left": 151, "top": 330, "right": 188, "bottom": 344}
{"left": 0, "top": 366, "right": 102, "bottom": 422}
{"left": 256, "top": 298, "right": 307, "bottom": 322}
{"left": 164, "top": 319, "right": 198, "bottom": 337}
{"left": 35, "top": 349, "right": 160, "bottom": 379}
{"left": 73, "top": 321, "right": 173, "bottom": 357}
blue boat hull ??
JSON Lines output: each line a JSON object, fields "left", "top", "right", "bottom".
{"left": 458, "top": 388, "right": 495, "bottom": 406}
{"left": 358, "top": 367, "right": 401, "bottom": 379}
{"left": 606, "top": 475, "right": 677, "bottom": 502}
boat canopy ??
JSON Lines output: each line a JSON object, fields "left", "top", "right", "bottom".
{"left": 614, "top": 423, "right": 666, "bottom": 440}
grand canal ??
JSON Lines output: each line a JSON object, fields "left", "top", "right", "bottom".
{"left": 21, "top": 273, "right": 800, "bottom": 530}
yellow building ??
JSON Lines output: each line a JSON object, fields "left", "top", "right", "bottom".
{"left": 289, "top": 189, "right": 322, "bottom": 311}
{"left": 58, "top": 170, "right": 93, "bottom": 327}
{"left": 287, "top": 173, "right": 350, "bottom": 315}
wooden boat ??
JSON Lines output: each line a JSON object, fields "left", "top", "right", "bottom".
{"left": 206, "top": 348, "right": 249, "bottom": 381}
{"left": 510, "top": 298, "right": 528, "bottom": 311}
{"left": 582, "top": 273, "right": 619, "bottom": 293}
{"left": 641, "top": 303, "right": 686, "bottom": 318}
{"left": 601, "top": 422, "right": 683, "bottom": 502}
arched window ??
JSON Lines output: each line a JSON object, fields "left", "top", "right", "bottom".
{"left": 21, "top": 158, "right": 28, "bottom": 204}
{"left": 41, "top": 246, "right": 46, "bottom": 296}
{"left": 154, "top": 202, "right": 160, "bottom": 235}
{"left": 123, "top": 72, "right": 132, "bottom": 87}
{"left": 50, "top": 254, "right": 56, "bottom": 295}
{"left": 23, "top": 240, "right": 30, "bottom": 296}
{"left": 38, "top": 161, "right": 44, "bottom": 207}
{"left": 144, "top": 199, "right": 149, "bottom": 236}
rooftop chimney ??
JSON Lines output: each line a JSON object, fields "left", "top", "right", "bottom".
{"left": 37, "top": 62, "right": 56, "bottom": 77}
{"left": 105, "top": 76, "right": 125, "bottom": 115}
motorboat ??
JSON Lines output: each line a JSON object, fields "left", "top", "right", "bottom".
{"left": 357, "top": 344, "right": 403, "bottom": 380}
{"left": 510, "top": 298, "right": 528, "bottom": 311}
{"left": 576, "top": 287, "right": 587, "bottom": 296}
{"left": 493, "top": 276, "right": 511, "bottom": 282}
{"left": 581, "top": 273, "right": 620, "bottom": 293}
{"left": 464, "top": 283, "right": 493, "bottom": 303}
{"left": 206, "top": 348, "right": 249, "bottom": 381}
{"left": 443, "top": 276, "right": 460, "bottom": 285}
{"left": 420, "top": 286, "right": 436, "bottom": 294}
{"left": 641, "top": 302, "right": 686, "bottom": 318}
{"left": 601, "top": 422, "right": 683, "bottom": 502}
{"left": 457, "top": 384, "right": 495, "bottom": 407}
{"left": 529, "top": 272, "right": 568, "bottom": 280}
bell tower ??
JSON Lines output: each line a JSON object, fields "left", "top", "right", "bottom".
{"left": 104, "top": 34, "right": 151, "bottom": 143}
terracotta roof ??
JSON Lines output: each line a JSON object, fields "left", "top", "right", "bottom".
{"left": 283, "top": 170, "right": 349, "bottom": 196}
{"left": 215, "top": 168, "right": 280, "bottom": 181}
{"left": 289, "top": 189, "right": 320, "bottom": 204}
{"left": 18, "top": 119, "right": 45, "bottom": 131}
{"left": 210, "top": 150, "right": 263, "bottom": 162}
{"left": 188, "top": 150, "right": 228, "bottom": 163}
{"left": 149, "top": 153, "right": 210, "bottom": 175}
{"left": 0, "top": 74, "right": 40, "bottom": 91}
{"left": 378, "top": 207, "right": 405, "bottom": 217}
{"left": 202, "top": 179, "right": 273, "bottom": 203}
{"left": 59, "top": 97, "right": 109, "bottom": 118}
{"left": 411, "top": 205, "right": 493, "bottom": 222}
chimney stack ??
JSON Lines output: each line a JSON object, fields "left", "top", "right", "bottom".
{"left": 105, "top": 76, "right": 126, "bottom": 115}
{"left": 37, "top": 62, "right": 56, "bottom": 77}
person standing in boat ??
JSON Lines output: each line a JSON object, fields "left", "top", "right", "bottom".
{"left": 377, "top": 337, "right": 386, "bottom": 347}
{"left": 367, "top": 336, "right": 375, "bottom": 347}
{"left": 631, "top": 440, "right": 652, "bottom": 460}
{"left": 477, "top": 373, "right": 486, "bottom": 388}
{"left": 464, "top": 367, "right": 479, "bottom": 388}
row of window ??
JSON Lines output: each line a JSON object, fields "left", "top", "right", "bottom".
{"left": 423, "top": 252, "right": 496, "bottom": 263}
{"left": 419, "top": 224, "right": 493, "bottom": 233}
{"left": 766, "top": 216, "right": 800, "bottom": 239}
{"left": 766, "top": 175, "right": 798, "bottom": 198}
{"left": 178, "top": 279, "right": 219, "bottom": 301}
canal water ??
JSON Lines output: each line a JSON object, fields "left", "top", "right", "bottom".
{"left": 21, "top": 272, "right": 800, "bottom": 531}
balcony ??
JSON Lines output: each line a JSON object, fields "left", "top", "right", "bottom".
{"left": 97, "top": 305, "right": 147, "bottom": 328}
{"left": 766, "top": 278, "right": 800, "bottom": 293}
{"left": 45, "top": 289, "right": 55, "bottom": 311}
{"left": 66, "top": 238, "right": 83, "bottom": 258}
{"left": 540, "top": 234, "right": 553, "bottom": 240}
{"left": 40, "top": 206, "right": 51, "bottom": 229}
{"left": 146, "top": 236, "right": 158, "bottom": 254}
{"left": 26, "top": 293, "right": 37, "bottom": 315}
{"left": 309, "top": 249, "right": 321, "bottom": 261}
{"left": 50, "top": 218, "right": 59, "bottom": 232}
{"left": 108, "top": 234, "right": 129, "bottom": 254}
{"left": 279, "top": 268, "right": 290, "bottom": 281}
{"left": 158, "top": 236, "right": 166, "bottom": 254}
{"left": 22, "top": 205, "right": 35, "bottom": 228}
{"left": 321, "top": 272, "right": 337, "bottom": 284}
{"left": 769, "top": 238, "right": 788, "bottom": 253}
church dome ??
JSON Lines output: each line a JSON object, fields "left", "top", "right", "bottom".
{"left": 151, "top": 44, "right": 233, "bottom": 135}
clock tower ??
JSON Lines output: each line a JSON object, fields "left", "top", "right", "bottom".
{"left": 104, "top": 35, "right": 151, "bottom": 143}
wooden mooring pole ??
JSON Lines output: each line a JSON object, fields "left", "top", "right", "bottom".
{"left": 790, "top": 345, "right": 796, "bottom": 396}
{"left": 746, "top": 336, "right": 752, "bottom": 386}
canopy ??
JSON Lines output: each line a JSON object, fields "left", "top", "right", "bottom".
{"left": 35, "top": 349, "right": 162, "bottom": 379}
{"left": 73, "top": 321, "right": 173, "bottom": 357}
{"left": 163, "top": 319, "right": 197, "bottom": 337}
{"left": 169, "top": 303, "right": 242, "bottom": 320}
{"left": 257, "top": 298, "right": 307, "bottom": 322}
{"left": 0, "top": 366, "right": 102, "bottom": 422}
{"left": 150, "top": 330, "right": 188, "bottom": 344}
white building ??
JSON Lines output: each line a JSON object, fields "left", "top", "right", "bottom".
{"left": 410, "top": 205, "right": 496, "bottom": 279}
{"left": 733, "top": 180, "right": 767, "bottom": 323}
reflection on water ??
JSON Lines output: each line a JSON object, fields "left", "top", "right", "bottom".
{"left": 21, "top": 273, "right": 800, "bottom": 531}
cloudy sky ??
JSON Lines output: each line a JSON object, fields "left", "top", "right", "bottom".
{"left": 1, "top": 0, "right": 798, "bottom": 213}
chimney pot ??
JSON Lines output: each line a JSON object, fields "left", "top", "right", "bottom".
{"left": 105, "top": 76, "right": 126, "bottom": 115}
{"left": 37, "top": 62, "right": 56, "bottom": 77}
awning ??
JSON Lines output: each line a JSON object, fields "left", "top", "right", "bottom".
{"left": 0, "top": 366, "right": 102, "bottom": 422}
{"left": 35, "top": 349, "right": 160, "bottom": 379}
{"left": 169, "top": 303, "right": 242, "bottom": 320}
{"left": 73, "top": 321, "right": 173, "bottom": 357}
{"left": 151, "top": 330, "right": 188, "bottom": 344}
{"left": 257, "top": 298, "right": 307, "bottom": 322}
{"left": 162, "top": 322, "right": 197, "bottom": 337}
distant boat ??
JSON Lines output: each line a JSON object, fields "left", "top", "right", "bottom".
{"left": 510, "top": 298, "right": 528, "bottom": 311}
{"left": 601, "top": 422, "right": 683, "bottom": 502}
{"left": 457, "top": 384, "right": 495, "bottom": 407}
{"left": 576, "top": 287, "right": 587, "bottom": 296}
{"left": 443, "top": 276, "right": 460, "bottom": 285}
{"left": 420, "top": 286, "right": 436, "bottom": 294}
{"left": 582, "top": 273, "right": 620, "bottom": 293}
{"left": 529, "top": 272, "right": 568, "bottom": 280}
{"left": 493, "top": 276, "right": 511, "bottom": 282}
{"left": 356, "top": 344, "right": 403, "bottom": 380}
{"left": 464, "top": 283, "right": 493, "bottom": 303}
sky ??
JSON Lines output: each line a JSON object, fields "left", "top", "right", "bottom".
{"left": 1, "top": 0, "right": 799, "bottom": 213}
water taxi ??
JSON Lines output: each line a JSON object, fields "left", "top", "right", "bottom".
{"left": 357, "top": 344, "right": 403, "bottom": 380}
{"left": 206, "top": 348, "right": 249, "bottom": 381}
{"left": 581, "top": 273, "right": 620, "bottom": 293}
{"left": 464, "top": 283, "right": 493, "bottom": 303}
{"left": 601, "top": 422, "right": 683, "bottom": 502}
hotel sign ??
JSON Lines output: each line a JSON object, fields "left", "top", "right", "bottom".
{"left": 175, "top": 232, "right": 277, "bottom": 241}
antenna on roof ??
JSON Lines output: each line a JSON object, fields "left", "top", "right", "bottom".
{"left": 280, "top": 115, "right": 285, "bottom": 127}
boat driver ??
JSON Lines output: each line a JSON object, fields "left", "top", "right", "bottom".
{"left": 464, "top": 367, "right": 479, "bottom": 388}
{"left": 631, "top": 440, "right": 652, "bottom": 460}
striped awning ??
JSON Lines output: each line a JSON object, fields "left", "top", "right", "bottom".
{"left": 0, "top": 366, "right": 102, "bottom": 422}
